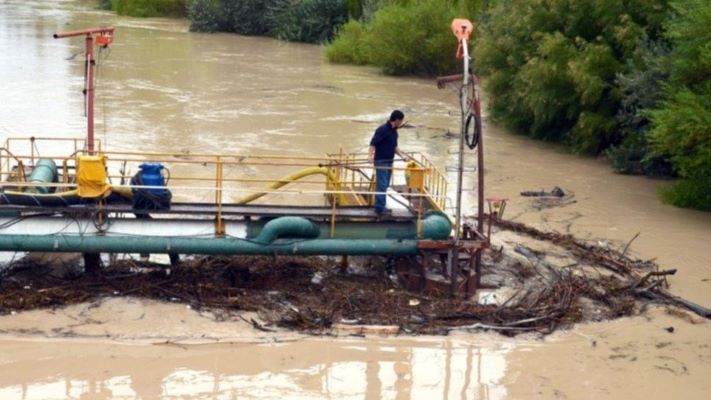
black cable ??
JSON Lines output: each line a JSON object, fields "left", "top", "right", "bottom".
{"left": 92, "top": 209, "right": 110, "bottom": 232}
{"left": 464, "top": 112, "right": 481, "bottom": 150}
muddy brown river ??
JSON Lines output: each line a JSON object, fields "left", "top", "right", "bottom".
{"left": 1, "top": 1, "right": 710, "bottom": 399}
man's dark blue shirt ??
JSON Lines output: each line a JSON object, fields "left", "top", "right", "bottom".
{"left": 370, "top": 122, "right": 398, "bottom": 164}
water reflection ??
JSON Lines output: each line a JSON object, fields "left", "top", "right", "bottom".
{"left": 0, "top": 338, "right": 511, "bottom": 399}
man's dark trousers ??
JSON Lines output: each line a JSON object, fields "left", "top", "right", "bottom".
{"left": 374, "top": 161, "right": 392, "bottom": 214}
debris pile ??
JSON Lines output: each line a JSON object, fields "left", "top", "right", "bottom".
{"left": 0, "top": 219, "right": 708, "bottom": 336}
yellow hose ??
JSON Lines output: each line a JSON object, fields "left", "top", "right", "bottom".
{"left": 235, "top": 167, "right": 347, "bottom": 205}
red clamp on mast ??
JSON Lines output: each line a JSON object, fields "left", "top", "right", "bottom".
{"left": 53, "top": 27, "right": 115, "bottom": 155}
{"left": 451, "top": 19, "right": 473, "bottom": 60}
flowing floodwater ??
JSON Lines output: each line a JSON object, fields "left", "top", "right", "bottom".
{"left": 0, "top": 1, "right": 710, "bottom": 398}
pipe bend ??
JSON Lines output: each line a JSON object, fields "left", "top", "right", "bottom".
{"left": 254, "top": 216, "right": 320, "bottom": 244}
{"left": 421, "top": 212, "right": 453, "bottom": 240}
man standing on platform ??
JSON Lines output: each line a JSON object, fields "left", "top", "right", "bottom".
{"left": 368, "top": 110, "right": 410, "bottom": 215}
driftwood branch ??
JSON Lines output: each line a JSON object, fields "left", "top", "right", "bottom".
{"left": 621, "top": 232, "right": 640, "bottom": 257}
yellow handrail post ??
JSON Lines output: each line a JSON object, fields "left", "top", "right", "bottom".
{"left": 62, "top": 159, "right": 69, "bottom": 184}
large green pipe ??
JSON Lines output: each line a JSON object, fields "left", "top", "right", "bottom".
{"left": 249, "top": 212, "right": 452, "bottom": 240}
{"left": 0, "top": 213, "right": 451, "bottom": 256}
{"left": 25, "top": 159, "right": 58, "bottom": 194}
{"left": 254, "top": 216, "right": 320, "bottom": 243}
{"left": 0, "top": 235, "right": 420, "bottom": 256}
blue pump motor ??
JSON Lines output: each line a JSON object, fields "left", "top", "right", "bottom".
{"left": 138, "top": 163, "right": 167, "bottom": 194}
{"left": 131, "top": 163, "right": 171, "bottom": 211}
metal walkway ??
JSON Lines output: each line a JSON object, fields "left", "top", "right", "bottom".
{"left": 0, "top": 203, "right": 421, "bottom": 222}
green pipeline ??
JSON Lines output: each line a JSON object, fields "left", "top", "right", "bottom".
{"left": 0, "top": 214, "right": 451, "bottom": 256}
{"left": 0, "top": 235, "right": 422, "bottom": 256}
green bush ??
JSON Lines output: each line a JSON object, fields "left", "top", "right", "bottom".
{"left": 660, "top": 178, "right": 711, "bottom": 212}
{"left": 268, "top": 0, "right": 348, "bottom": 43}
{"left": 325, "top": 20, "right": 369, "bottom": 64}
{"left": 110, "top": 0, "right": 188, "bottom": 17}
{"left": 347, "top": 0, "right": 363, "bottom": 19}
{"left": 649, "top": 85, "right": 711, "bottom": 208}
{"left": 189, "top": 0, "right": 277, "bottom": 34}
{"left": 327, "top": 0, "right": 459, "bottom": 75}
{"left": 475, "top": 0, "right": 670, "bottom": 153}
{"left": 648, "top": 0, "right": 711, "bottom": 210}
{"left": 608, "top": 40, "right": 672, "bottom": 176}
{"left": 188, "top": 0, "right": 347, "bottom": 43}
{"left": 227, "top": 0, "right": 277, "bottom": 35}
{"left": 188, "top": 0, "right": 224, "bottom": 32}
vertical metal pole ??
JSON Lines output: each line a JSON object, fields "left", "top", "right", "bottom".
{"left": 85, "top": 34, "right": 95, "bottom": 154}
{"left": 451, "top": 38, "right": 470, "bottom": 292}
{"left": 454, "top": 38, "right": 470, "bottom": 243}
{"left": 475, "top": 78, "right": 485, "bottom": 235}
{"left": 30, "top": 137, "right": 35, "bottom": 166}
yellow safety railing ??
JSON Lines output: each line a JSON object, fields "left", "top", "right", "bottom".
{"left": 0, "top": 138, "right": 453, "bottom": 237}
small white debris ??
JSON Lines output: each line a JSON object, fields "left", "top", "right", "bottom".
{"left": 165, "top": 268, "right": 171, "bottom": 276}
{"left": 408, "top": 299, "right": 420, "bottom": 306}
{"left": 311, "top": 272, "right": 323, "bottom": 285}
{"left": 23, "top": 286, "right": 30, "bottom": 290}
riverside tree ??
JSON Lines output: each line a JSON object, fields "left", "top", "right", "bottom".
{"left": 647, "top": 0, "right": 711, "bottom": 210}
{"left": 474, "top": 0, "right": 670, "bottom": 154}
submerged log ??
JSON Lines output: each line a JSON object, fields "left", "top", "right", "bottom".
{"left": 520, "top": 186, "right": 565, "bottom": 197}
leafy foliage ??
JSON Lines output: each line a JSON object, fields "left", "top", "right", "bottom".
{"left": 324, "top": 20, "right": 369, "bottom": 64}
{"left": 189, "top": 0, "right": 278, "bottom": 34}
{"left": 647, "top": 0, "right": 711, "bottom": 210}
{"left": 188, "top": 0, "right": 346, "bottom": 43}
{"left": 659, "top": 177, "right": 711, "bottom": 211}
{"left": 347, "top": 0, "right": 363, "bottom": 19}
{"left": 607, "top": 40, "right": 672, "bottom": 176}
{"left": 326, "top": 0, "right": 460, "bottom": 75}
{"left": 268, "top": 0, "right": 348, "bottom": 43}
{"left": 475, "top": 0, "right": 669, "bottom": 153}
{"left": 227, "top": 0, "right": 276, "bottom": 35}
{"left": 188, "top": 0, "right": 225, "bottom": 32}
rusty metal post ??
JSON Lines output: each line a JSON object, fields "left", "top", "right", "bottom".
{"left": 475, "top": 75, "right": 485, "bottom": 237}
{"left": 85, "top": 33, "right": 95, "bottom": 153}
{"left": 54, "top": 27, "right": 114, "bottom": 155}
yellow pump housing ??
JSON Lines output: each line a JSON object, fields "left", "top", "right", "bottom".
{"left": 76, "top": 154, "right": 110, "bottom": 198}
{"left": 405, "top": 160, "right": 426, "bottom": 191}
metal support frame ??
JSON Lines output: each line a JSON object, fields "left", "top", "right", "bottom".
{"left": 53, "top": 27, "right": 114, "bottom": 155}
{"left": 1, "top": 25, "right": 490, "bottom": 297}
